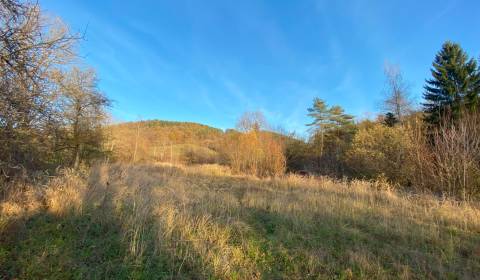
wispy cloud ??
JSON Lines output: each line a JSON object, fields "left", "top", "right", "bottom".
{"left": 222, "top": 79, "right": 251, "bottom": 106}
{"left": 424, "top": 0, "right": 457, "bottom": 29}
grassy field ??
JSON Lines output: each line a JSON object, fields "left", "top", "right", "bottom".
{"left": 1, "top": 163, "right": 479, "bottom": 279}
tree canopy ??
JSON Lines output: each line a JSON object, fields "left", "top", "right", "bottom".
{"left": 423, "top": 41, "right": 480, "bottom": 125}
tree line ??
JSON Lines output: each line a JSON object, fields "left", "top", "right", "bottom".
{"left": 2, "top": 0, "right": 480, "bottom": 201}
{"left": 0, "top": 0, "right": 110, "bottom": 177}
{"left": 109, "top": 40, "right": 479, "bottom": 201}
{"left": 288, "top": 41, "right": 480, "bottom": 200}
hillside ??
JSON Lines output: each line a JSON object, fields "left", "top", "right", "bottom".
{"left": 107, "top": 120, "right": 225, "bottom": 164}
{"left": 1, "top": 163, "right": 479, "bottom": 279}
{"left": 106, "top": 120, "right": 297, "bottom": 169}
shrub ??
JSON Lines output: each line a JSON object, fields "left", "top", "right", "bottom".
{"left": 183, "top": 145, "right": 219, "bottom": 164}
{"left": 44, "top": 168, "right": 88, "bottom": 216}
{"left": 346, "top": 123, "right": 414, "bottom": 185}
{"left": 428, "top": 113, "right": 480, "bottom": 200}
{"left": 222, "top": 130, "right": 285, "bottom": 177}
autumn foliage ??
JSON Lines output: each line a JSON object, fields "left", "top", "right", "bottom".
{"left": 222, "top": 129, "right": 285, "bottom": 177}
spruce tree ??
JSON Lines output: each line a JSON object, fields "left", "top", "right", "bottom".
{"left": 423, "top": 41, "right": 480, "bottom": 125}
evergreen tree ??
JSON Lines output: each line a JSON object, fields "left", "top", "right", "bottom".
{"left": 307, "top": 98, "right": 354, "bottom": 156}
{"left": 307, "top": 98, "right": 354, "bottom": 133}
{"left": 384, "top": 112, "right": 398, "bottom": 127}
{"left": 423, "top": 41, "right": 480, "bottom": 125}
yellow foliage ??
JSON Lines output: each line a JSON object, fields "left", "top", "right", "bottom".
{"left": 222, "top": 130, "right": 286, "bottom": 177}
{"left": 346, "top": 123, "right": 415, "bottom": 184}
{"left": 106, "top": 120, "right": 223, "bottom": 164}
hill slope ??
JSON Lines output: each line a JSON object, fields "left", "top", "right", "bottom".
{"left": 107, "top": 120, "right": 225, "bottom": 163}
{"left": 106, "top": 120, "right": 296, "bottom": 168}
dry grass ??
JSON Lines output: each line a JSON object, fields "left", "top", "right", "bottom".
{"left": 1, "top": 163, "right": 479, "bottom": 279}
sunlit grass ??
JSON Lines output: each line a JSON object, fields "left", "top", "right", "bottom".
{"left": 1, "top": 163, "right": 479, "bottom": 279}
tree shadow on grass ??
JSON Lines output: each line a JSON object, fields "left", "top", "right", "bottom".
{"left": 1, "top": 210, "right": 174, "bottom": 279}
{"left": 1, "top": 197, "right": 211, "bottom": 279}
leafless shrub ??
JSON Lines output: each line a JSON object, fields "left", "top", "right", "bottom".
{"left": 430, "top": 113, "right": 480, "bottom": 200}
{"left": 401, "top": 112, "right": 480, "bottom": 200}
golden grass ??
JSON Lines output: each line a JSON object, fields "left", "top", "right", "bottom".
{"left": 1, "top": 163, "right": 479, "bottom": 279}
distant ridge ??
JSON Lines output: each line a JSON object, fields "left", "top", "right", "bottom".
{"left": 112, "top": 119, "right": 223, "bottom": 132}
{"left": 107, "top": 119, "right": 225, "bottom": 163}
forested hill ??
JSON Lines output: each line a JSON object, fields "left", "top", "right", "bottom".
{"left": 106, "top": 119, "right": 297, "bottom": 167}
{"left": 110, "top": 120, "right": 224, "bottom": 142}
{"left": 107, "top": 120, "right": 225, "bottom": 163}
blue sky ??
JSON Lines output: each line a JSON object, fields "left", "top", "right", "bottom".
{"left": 42, "top": 0, "right": 479, "bottom": 133}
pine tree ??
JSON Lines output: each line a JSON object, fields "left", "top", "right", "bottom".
{"left": 423, "top": 41, "right": 480, "bottom": 126}
{"left": 307, "top": 98, "right": 354, "bottom": 133}
{"left": 307, "top": 98, "right": 354, "bottom": 157}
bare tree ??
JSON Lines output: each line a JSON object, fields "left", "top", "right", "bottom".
{"left": 53, "top": 67, "right": 111, "bottom": 168}
{"left": 382, "top": 63, "right": 413, "bottom": 123}
{"left": 0, "top": 0, "right": 79, "bottom": 173}
{"left": 236, "top": 111, "right": 268, "bottom": 132}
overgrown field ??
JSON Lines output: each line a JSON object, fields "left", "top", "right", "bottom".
{"left": 1, "top": 164, "right": 479, "bottom": 279}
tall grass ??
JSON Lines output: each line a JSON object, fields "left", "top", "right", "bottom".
{"left": 1, "top": 163, "right": 479, "bottom": 279}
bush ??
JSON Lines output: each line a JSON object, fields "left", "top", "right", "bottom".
{"left": 222, "top": 130, "right": 285, "bottom": 177}
{"left": 183, "top": 145, "right": 219, "bottom": 164}
{"left": 346, "top": 123, "right": 414, "bottom": 185}
{"left": 428, "top": 113, "right": 480, "bottom": 200}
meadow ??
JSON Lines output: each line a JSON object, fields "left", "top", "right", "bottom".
{"left": 2, "top": 1, "right": 480, "bottom": 279}
{"left": 1, "top": 163, "right": 479, "bottom": 279}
